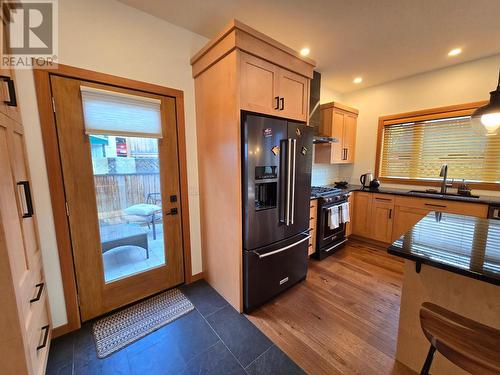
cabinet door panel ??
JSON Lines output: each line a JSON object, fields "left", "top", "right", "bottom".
{"left": 371, "top": 201, "right": 394, "bottom": 243}
{"left": 343, "top": 114, "right": 357, "bottom": 163}
{"left": 392, "top": 206, "right": 428, "bottom": 242}
{"left": 352, "top": 192, "right": 371, "bottom": 237}
{"left": 240, "top": 53, "right": 279, "bottom": 116}
{"left": 278, "top": 68, "right": 308, "bottom": 122}
{"left": 330, "top": 111, "right": 345, "bottom": 162}
{"left": 11, "top": 129, "right": 40, "bottom": 268}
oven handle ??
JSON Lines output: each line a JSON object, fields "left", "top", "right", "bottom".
{"left": 290, "top": 139, "right": 297, "bottom": 225}
{"left": 321, "top": 201, "right": 348, "bottom": 210}
{"left": 324, "top": 238, "right": 348, "bottom": 252}
{"left": 253, "top": 234, "right": 311, "bottom": 259}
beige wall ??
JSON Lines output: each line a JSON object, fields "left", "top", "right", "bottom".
{"left": 336, "top": 53, "right": 500, "bottom": 196}
{"left": 16, "top": 0, "right": 208, "bottom": 327}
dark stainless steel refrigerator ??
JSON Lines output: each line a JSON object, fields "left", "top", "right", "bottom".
{"left": 242, "top": 113, "right": 313, "bottom": 312}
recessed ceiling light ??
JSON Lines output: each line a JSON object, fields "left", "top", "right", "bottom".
{"left": 448, "top": 48, "right": 462, "bottom": 56}
{"left": 300, "top": 47, "right": 310, "bottom": 57}
{"left": 353, "top": 77, "right": 363, "bottom": 84}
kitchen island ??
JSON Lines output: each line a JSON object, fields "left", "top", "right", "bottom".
{"left": 388, "top": 212, "right": 500, "bottom": 375}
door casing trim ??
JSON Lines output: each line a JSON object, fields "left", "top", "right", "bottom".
{"left": 33, "top": 63, "right": 193, "bottom": 333}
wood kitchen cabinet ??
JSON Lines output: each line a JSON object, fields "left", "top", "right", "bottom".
{"left": 240, "top": 52, "right": 309, "bottom": 122}
{"left": 315, "top": 102, "right": 358, "bottom": 164}
{"left": 0, "top": 86, "right": 51, "bottom": 374}
{"left": 350, "top": 191, "right": 489, "bottom": 244}
{"left": 390, "top": 196, "right": 489, "bottom": 241}
{"left": 308, "top": 199, "right": 318, "bottom": 256}
{"left": 370, "top": 194, "right": 394, "bottom": 243}
{"left": 392, "top": 205, "right": 429, "bottom": 242}
{"left": 345, "top": 193, "right": 353, "bottom": 236}
{"left": 352, "top": 192, "right": 372, "bottom": 238}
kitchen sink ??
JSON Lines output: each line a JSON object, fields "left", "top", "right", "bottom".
{"left": 407, "top": 190, "right": 480, "bottom": 199}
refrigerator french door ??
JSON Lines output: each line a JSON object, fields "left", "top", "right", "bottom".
{"left": 242, "top": 112, "right": 313, "bottom": 312}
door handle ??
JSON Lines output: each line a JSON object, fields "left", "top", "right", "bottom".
{"left": 290, "top": 139, "right": 297, "bottom": 225}
{"left": 17, "top": 181, "right": 34, "bottom": 218}
{"left": 0, "top": 75, "right": 17, "bottom": 107}
{"left": 280, "top": 97, "right": 284, "bottom": 110}
{"left": 389, "top": 208, "right": 392, "bottom": 219}
{"left": 285, "top": 138, "right": 292, "bottom": 225}
{"left": 345, "top": 148, "right": 348, "bottom": 160}
{"left": 165, "top": 207, "right": 178, "bottom": 215}
{"left": 30, "top": 283, "right": 44, "bottom": 303}
{"left": 274, "top": 96, "right": 280, "bottom": 110}
{"left": 254, "top": 234, "right": 311, "bottom": 259}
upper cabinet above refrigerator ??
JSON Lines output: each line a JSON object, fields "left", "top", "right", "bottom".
{"left": 240, "top": 53, "right": 310, "bottom": 122}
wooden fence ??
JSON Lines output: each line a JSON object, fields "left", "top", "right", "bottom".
{"left": 94, "top": 173, "right": 161, "bottom": 221}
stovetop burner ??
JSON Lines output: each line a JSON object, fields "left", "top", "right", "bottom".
{"left": 311, "top": 186, "right": 343, "bottom": 198}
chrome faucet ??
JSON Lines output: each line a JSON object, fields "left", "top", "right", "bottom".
{"left": 439, "top": 164, "right": 452, "bottom": 194}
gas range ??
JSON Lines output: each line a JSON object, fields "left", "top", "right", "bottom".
{"left": 310, "top": 186, "right": 349, "bottom": 260}
{"left": 311, "top": 186, "right": 349, "bottom": 203}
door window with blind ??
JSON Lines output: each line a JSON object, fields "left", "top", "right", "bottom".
{"left": 377, "top": 104, "right": 500, "bottom": 189}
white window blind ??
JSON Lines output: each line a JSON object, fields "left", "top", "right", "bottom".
{"left": 80, "top": 86, "right": 162, "bottom": 138}
{"left": 380, "top": 116, "right": 500, "bottom": 183}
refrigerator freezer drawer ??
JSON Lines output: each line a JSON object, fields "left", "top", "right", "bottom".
{"left": 243, "top": 233, "right": 309, "bottom": 312}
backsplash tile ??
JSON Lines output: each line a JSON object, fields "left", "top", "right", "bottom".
{"left": 311, "top": 164, "right": 340, "bottom": 186}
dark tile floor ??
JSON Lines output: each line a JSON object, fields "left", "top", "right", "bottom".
{"left": 46, "top": 280, "right": 305, "bottom": 375}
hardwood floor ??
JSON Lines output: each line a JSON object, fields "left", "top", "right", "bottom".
{"left": 246, "top": 239, "right": 417, "bottom": 375}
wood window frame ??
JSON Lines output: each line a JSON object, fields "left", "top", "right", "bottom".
{"left": 374, "top": 100, "right": 500, "bottom": 191}
{"left": 33, "top": 63, "right": 196, "bottom": 336}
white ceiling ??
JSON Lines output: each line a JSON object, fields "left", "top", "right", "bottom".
{"left": 118, "top": 0, "right": 500, "bottom": 93}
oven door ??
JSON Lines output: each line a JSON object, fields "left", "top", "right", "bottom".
{"left": 318, "top": 202, "right": 346, "bottom": 250}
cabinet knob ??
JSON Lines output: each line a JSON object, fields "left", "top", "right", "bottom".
{"left": 279, "top": 97, "right": 284, "bottom": 110}
{"left": 274, "top": 96, "right": 280, "bottom": 110}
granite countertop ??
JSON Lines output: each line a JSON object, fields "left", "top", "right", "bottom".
{"left": 388, "top": 212, "right": 500, "bottom": 285}
{"left": 311, "top": 184, "right": 500, "bottom": 205}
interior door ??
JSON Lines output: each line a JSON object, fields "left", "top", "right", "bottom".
{"left": 50, "top": 75, "right": 184, "bottom": 321}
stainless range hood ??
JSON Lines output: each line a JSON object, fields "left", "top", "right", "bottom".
{"left": 313, "top": 136, "right": 339, "bottom": 144}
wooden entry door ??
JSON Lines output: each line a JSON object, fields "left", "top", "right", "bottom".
{"left": 50, "top": 75, "right": 184, "bottom": 321}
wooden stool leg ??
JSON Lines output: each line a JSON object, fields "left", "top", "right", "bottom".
{"left": 420, "top": 345, "right": 436, "bottom": 375}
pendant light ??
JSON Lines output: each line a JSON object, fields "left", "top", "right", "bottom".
{"left": 471, "top": 69, "right": 500, "bottom": 136}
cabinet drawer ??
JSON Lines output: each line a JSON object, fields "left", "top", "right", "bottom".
{"left": 372, "top": 194, "right": 395, "bottom": 204}
{"left": 27, "top": 294, "right": 50, "bottom": 375}
{"left": 19, "top": 256, "right": 46, "bottom": 332}
{"left": 394, "top": 196, "right": 488, "bottom": 218}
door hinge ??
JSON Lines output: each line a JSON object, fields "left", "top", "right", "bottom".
{"left": 65, "top": 201, "right": 70, "bottom": 216}
{"left": 51, "top": 96, "right": 56, "bottom": 113}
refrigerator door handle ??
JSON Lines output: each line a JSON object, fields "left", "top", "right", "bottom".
{"left": 253, "top": 234, "right": 311, "bottom": 259}
{"left": 285, "top": 138, "right": 292, "bottom": 226}
{"left": 290, "top": 139, "right": 297, "bottom": 224}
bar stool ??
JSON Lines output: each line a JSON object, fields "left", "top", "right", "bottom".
{"left": 419, "top": 302, "right": 500, "bottom": 375}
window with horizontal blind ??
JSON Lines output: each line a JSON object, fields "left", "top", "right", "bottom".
{"left": 377, "top": 103, "right": 500, "bottom": 189}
